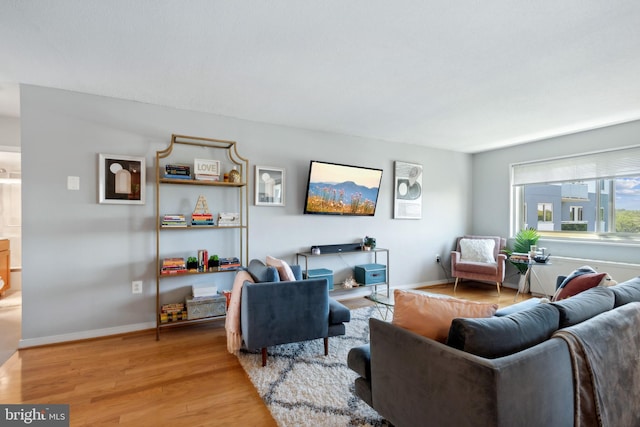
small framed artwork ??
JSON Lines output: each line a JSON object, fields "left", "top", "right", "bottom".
{"left": 394, "top": 161, "right": 422, "bottom": 219}
{"left": 98, "top": 154, "right": 146, "bottom": 205}
{"left": 255, "top": 165, "right": 285, "bottom": 206}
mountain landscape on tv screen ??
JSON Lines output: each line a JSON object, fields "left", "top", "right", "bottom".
{"left": 306, "top": 180, "right": 380, "bottom": 215}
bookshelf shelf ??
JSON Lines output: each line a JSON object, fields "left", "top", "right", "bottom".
{"left": 155, "top": 134, "right": 248, "bottom": 339}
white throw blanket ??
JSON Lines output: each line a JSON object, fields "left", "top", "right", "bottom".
{"left": 225, "top": 270, "right": 254, "bottom": 353}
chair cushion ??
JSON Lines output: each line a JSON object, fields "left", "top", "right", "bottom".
{"left": 447, "top": 302, "right": 559, "bottom": 358}
{"left": 392, "top": 290, "right": 498, "bottom": 342}
{"left": 452, "top": 260, "right": 498, "bottom": 275}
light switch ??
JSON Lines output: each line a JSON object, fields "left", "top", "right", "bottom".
{"left": 67, "top": 176, "right": 80, "bottom": 190}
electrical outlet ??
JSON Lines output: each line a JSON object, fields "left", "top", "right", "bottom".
{"left": 436, "top": 255, "right": 441, "bottom": 263}
{"left": 132, "top": 281, "right": 143, "bottom": 294}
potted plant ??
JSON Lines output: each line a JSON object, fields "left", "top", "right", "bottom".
{"left": 507, "top": 227, "right": 540, "bottom": 274}
{"left": 186, "top": 256, "right": 198, "bottom": 271}
{"left": 363, "top": 236, "right": 376, "bottom": 251}
{"left": 208, "top": 255, "right": 220, "bottom": 271}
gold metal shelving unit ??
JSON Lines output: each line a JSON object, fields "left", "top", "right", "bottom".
{"left": 155, "top": 134, "right": 249, "bottom": 339}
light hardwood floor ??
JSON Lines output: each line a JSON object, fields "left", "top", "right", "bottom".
{"left": 0, "top": 282, "right": 527, "bottom": 426}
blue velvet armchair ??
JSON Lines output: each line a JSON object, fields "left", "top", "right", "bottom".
{"left": 240, "top": 259, "right": 350, "bottom": 366}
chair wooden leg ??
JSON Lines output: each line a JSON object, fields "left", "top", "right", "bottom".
{"left": 324, "top": 337, "right": 329, "bottom": 356}
{"left": 454, "top": 277, "right": 459, "bottom": 292}
{"left": 496, "top": 282, "right": 501, "bottom": 295}
{"left": 261, "top": 348, "right": 267, "bottom": 367}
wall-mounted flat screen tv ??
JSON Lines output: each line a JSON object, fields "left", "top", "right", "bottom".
{"left": 303, "top": 160, "right": 383, "bottom": 216}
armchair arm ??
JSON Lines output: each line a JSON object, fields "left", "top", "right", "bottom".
{"left": 451, "top": 250, "right": 461, "bottom": 272}
{"left": 496, "top": 253, "right": 507, "bottom": 281}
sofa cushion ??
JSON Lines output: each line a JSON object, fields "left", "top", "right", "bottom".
{"left": 552, "top": 272, "right": 607, "bottom": 301}
{"left": 551, "top": 286, "right": 615, "bottom": 328}
{"left": 610, "top": 276, "right": 640, "bottom": 307}
{"left": 246, "top": 259, "right": 280, "bottom": 283}
{"left": 459, "top": 238, "right": 495, "bottom": 263}
{"left": 447, "top": 303, "right": 559, "bottom": 358}
{"left": 266, "top": 255, "right": 296, "bottom": 281}
{"left": 494, "top": 297, "right": 543, "bottom": 316}
{"left": 392, "top": 290, "right": 498, "bottom": 342}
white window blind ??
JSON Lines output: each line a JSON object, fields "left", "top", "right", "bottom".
{"left": 512, "top": 146, "right": 640, "bottom": 185}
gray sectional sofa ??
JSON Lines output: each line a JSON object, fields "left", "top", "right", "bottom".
{"left": 348, "top": 277, "right": 640, "bottom": 427}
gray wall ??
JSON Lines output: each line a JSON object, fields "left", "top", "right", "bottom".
{"left": 20, "top": 85, "right": 471, "bottom": 345}
{"left": 472, "top": 120, "right": 640, "bottom": 278}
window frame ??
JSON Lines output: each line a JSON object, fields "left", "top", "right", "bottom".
{"left": 510, "top": 146, "right": 640, "bottom": 242}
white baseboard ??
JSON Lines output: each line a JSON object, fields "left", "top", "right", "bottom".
{"left": 19, "top": 321, "right": 156, "bottom": 349}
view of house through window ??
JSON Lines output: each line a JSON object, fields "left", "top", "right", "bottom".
{"left": 512, "top": 147, "right": 640, "bottom": 239}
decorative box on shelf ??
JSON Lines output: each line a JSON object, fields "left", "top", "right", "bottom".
{"left": 186, "top": 295, "right": 226, "bottom": 320}
{"left": 303, "top": 268, "right": 334, "bottom": 290}
{"left": 354, "top": 263, "right": 387, "bottom": 285}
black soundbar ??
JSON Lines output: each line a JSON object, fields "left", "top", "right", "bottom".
{"left": 314, "top": 243, "right": 362, "bottom": 254}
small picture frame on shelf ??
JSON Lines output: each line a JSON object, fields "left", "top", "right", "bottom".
{"left": 255, "top": 165, "right": 285, "bottom": 206}
{"left": 98, "top": 153, "right": 146, "bottom": 205}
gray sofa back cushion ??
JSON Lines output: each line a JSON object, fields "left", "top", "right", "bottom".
{"left": 447, "top": 303, "right": 559, "bottom": 358}
{"left": 551, "top": 286, "right": 614, "bottom": 328}
{"left": 610, "top": 276, "right": 640, "bottom": 307}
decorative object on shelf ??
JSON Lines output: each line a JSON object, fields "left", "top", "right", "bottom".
{"left": 394, "top": 160, "right": 423, "bottom": 219}
{"left": 228, "top": 166, "right": 241, "bottom": 183}
{"left": 194, "top": 158, "right": 220, "bottom": 181}
{"left": 363, "top": 236, "right": 376, "bottom": 250}
{"left": 343, "top": 276, "right": 356, "bottom": 288}
{"left": 255, "top": 165, "right": 285, "bottom": 206}
{"left": 311, "top": 246, "right": 321, "bottom": 255}
{"left": 98, "top": 153, "right": 145, "bottom": 204}
{"left": 186, "top": 256, "right": 198, "bottom": 271}
{"left": 191, "top": 195, "right": 214, "bottom": 225}
{"left": 208, "top": 255, "right": 220, "bottom": 271}
{"left": 217, "top": 212, "right": 240, "bottom": 226}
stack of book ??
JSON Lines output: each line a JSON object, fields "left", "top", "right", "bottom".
{"left": 164, "top": 164, "right": 191, "bottom": 180}
{"left": 509, "top": 252, "right": 531, "bottom": 263}
{"left": 219, "top": 257, "right": 241, "bottom": 271}
{"left": 161, "top": 214, "right": 187, "bottom": 227}
{"left": 191, "top": 212, "right": 214, "bottom": 226}
{"left": 160, "top": 302, "right": 187, "bottom": 323}
{"left": 194, "top": 158, "right": 221, "bottom": 181}
{"left": 161, "top": 257, "right": 187, "bottom": 275}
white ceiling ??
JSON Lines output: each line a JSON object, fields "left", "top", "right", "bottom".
{"left": 2, "top": 1, "right": 640, "bottom": 153}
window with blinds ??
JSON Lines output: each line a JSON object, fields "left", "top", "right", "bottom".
{"left": 511, "top": 146, "right": 640, "bottom": 238}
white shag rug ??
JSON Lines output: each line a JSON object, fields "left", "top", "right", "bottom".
{"left": 237, "top": 306, "right": 389, "bottom": 427}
